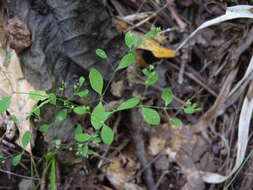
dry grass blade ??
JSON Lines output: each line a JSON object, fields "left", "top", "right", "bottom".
{"left": 201, "top": 78, "right": 253, "bottom": 183}
{"left": 176, "top": 5, "right": 253, "bottom": 53}
{"left": 191, "top": 69, "right": 237, "bottom": 133}
{"left": 173, "top": 4, "right": 253, "bottom": 184}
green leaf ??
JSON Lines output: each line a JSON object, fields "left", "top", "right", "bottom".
{"left": 96, "top": 48, "right": 107, "bottom": 59}
{"left": 142, "top": 68, "right": 150, "bottom": 76}
{"left": 89, "top": 68, "right": 104, "bottom": 95}
{"left": 22, "top": 131, "right": 31, "bottom": 148}
{"left": 183, "top": 101, "right": 201, "bottom": 114}
{"left": 125, "top": 32, "right": 144, "bottom": 49}
{"left": 44, "top": 152, "right": 57, "bottom": 162}
{"left": 74, "top": 133, "right": 91, "bottom": 142}
{"left": 54, "top": 109, "right": 67, "bottom": 123}
{"left": 12, "top": 154, "right": 22, "bottom": 166}
{"left": 81, "top": 145, "right": 89, "bottom": 157}
{"left": 50, "top": 157, "right": 57, "bottom": 190}
{"left": 141, "top": 107, "right": 160, "bottom": 125}
{"left": 101, "top": 125, "right": 114, "bottom": 145}
{"left": 91, "top": 103, "right": 110, "bottom": 130}
{"left": 73, "top": 106, "right": 87, "bottom": 115}
{"left": 32, "top": 104, "right": 41, "bottom": 117}
{"left": 116, "top": 53, "right": 135, "bottom": 71}
{"left": 135, "top": 37, "right": 144, "bottom": 49}
{"left": 76, "top": 89, "right": 89, "bottom": 97}
{"left": 183, "top": 106, "right": 195, "bottom": 114}
{"left": 79, "top": 76, "right": 85, "bottom": 87}
{"left": 161, "top": 88, "right": 173, "bottom": 106}
{"left": 93, "top": 137, "right": 101, "bottom": 144}
{"left": 53, "top": 139, "right": 61, "bottom": 149}
{"left": 11, "top": 115, "right": 18, "bottom": 123}
{"left": 125, "top": 32, "right": 136, "bottom": 49}
{"left": 116, "top": 98, "right": 140, "bottom": 111}
{"left": 0, "top": 155, "right": 5, "bottom": 163}
{"left": 48, "top": 93, "right": 57, "bottom": 105}
{"left": 75, "top": 125, "right": 83, "bottom": 135}
{"left": 87, "top": 149, "right": 95, "bottom": 155}
{"left": 145, "top": 71, "right": 159, "bottom": 87}
{"left": 144, "top": 27, "right": 161, "bottom": 39}
{"left": 0, "top": 96, "right": 11, "bottom": 114}
{"left": 29, "top": 91, "right": 48, "bottom": 101}
{"left": 31, "top": 99, "right": 50, "bottom": 118}
{"left": 170, "top": 117, "right": 182, "bottom": 126}
{"left": 39, "top": 124, "right": 50, "bottom": 132}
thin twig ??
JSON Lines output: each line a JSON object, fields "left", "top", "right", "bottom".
{"left": 125, "top": 2, "right": 170, "bottom": 32}
{"left": 0, "top": 168, "right": 39, "bottom": 181}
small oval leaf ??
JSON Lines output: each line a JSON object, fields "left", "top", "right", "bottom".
{"left": 76, "top": 89, "right": 89, "bottom": 97}
{"left": 96, "top": 49, "right": 107, "bottom": 59}
{"left": 170, "top": 117, "right": 182, "bottom": 126}
{"left": 125, "top": 32, "right": 136, "bottom": 49}
{"left": 116, "top": 98, "right": 140, "bottom": 111}
{"left": 74, "top": 125, "right": 83, "bottom": 135}
{"left": 73, "top": 106, "right": 87, "bottom": 115}
{"left": 39, "top": 124, "right": 50, "bottom": 132}
{"left": 0, "top": 96, "right": 11, "bottom": 114}
{"left": 48, "top": 93, "right": 57, "bottom": 105}
{"left": 54, "top": 109, "right": 67, "bottom": 123}
{"left": 29, "top": 91, "right": 48, "bottom": 101}
{"left": 22, "top": 131, "right": 31, "bottom": 148}
{"left": 141, "top": 107, "right": 160, "bottom": 125}
{"left": 145, "top": 71, "right": 159, "bottom": 87}
{"left": 12, "top": 154, "right": 22, "bottom": 166}
{"left": 79, "top": 76, "right": 85, "bottom": 87}
{"left": 116, "top": 53, "right": 135, "bottom": 71}
{"left": 161, "top": 88, "right": 173, "bottom": 106}
{"left": 91, "top": 103, "right": 111, "bottom": 130}
{"left": 183, "top": 106, "right": 195, "bottom": 114}
{"left": 89, "top": 68, "right": 104, "bottom": 95}
{"left": 144, "top": 27, "right": 161, "bottom": 39}
{"left": 101, "top": 125, "right": 114, "bottom": 145}
{"left": 74, "top": 133, "right": 91, "bottom": 142}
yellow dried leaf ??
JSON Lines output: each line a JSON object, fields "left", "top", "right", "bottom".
{"left": 139, "top": 39, "right": 175, "bottom": 58}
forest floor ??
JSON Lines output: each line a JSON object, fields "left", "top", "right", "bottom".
{"left": 2, "top": 0, "right": 253, "bottom": 190}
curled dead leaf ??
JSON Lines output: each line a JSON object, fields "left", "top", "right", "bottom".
{"left": 4, "top": 17, "right": 32, "bottom": 53}
{"left": 139, "top": 39, "right": 175, "bottom": 58}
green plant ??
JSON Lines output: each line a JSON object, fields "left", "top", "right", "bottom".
{"left": 12, "top": 131, "right": 31, "bottom": 166}
{"left": 0, "top": 26, "right": 201, "bottom": 188}
{"left": 39, "top": 152, "right": 57, "bottom": 190}
{"left": 0, "top": 26, "right": 201, "bottom": 156}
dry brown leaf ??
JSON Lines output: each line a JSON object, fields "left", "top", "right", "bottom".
{"left": 104, "top": 158, "right": 143, "bottom": 190}
{"left": 114, "top": 18, "right": 175, "bottom": 58}
{"left": 110, "top": 80, "right": 124, "bottom": 97}
{"left": 4, "top": 17, "right": 32, "bottom": 53}
{"left": 0, "top": 50, "right": 36, "bottom": 153}
{"left": 148, "top": 136, "right": 166, "bottom": 156}
{"left": 139, "top": 38, "right": 175, "bottom": 58}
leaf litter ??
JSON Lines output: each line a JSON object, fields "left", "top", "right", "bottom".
{"left": 2, "top": 1, "right": 253, "bottom": 190}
